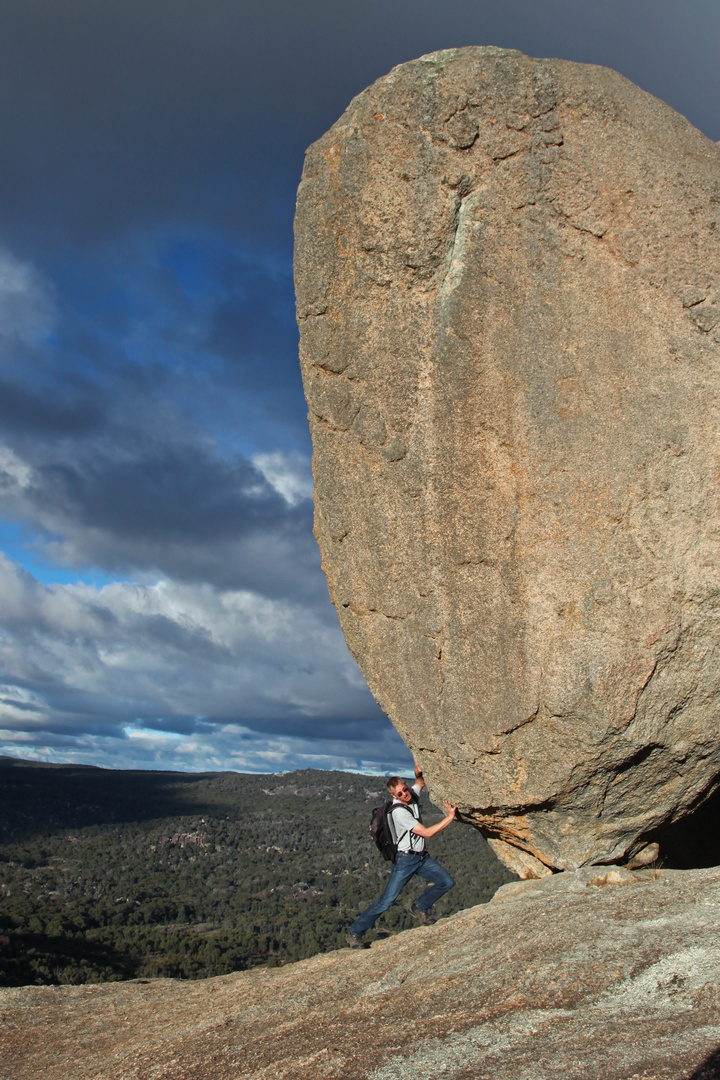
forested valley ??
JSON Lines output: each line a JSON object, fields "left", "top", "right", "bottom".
{"left": 0, "top": 757, "right": 515, "bottom": 987}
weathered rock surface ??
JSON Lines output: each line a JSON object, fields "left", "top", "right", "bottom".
{"left": 294, "top": 47, "right": 720, "bottom": 872}
{"left": 4, "top": 867, "right": 720, "bottom": 1079}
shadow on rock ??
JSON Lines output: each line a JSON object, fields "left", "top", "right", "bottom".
{"left": 687, "top": 1044, "right": 720, "bottom": 1080}
{"left": 658, "top": 786, "right": 720, "bottom": 870}
{"left": 0, "top": 757, "right": 220, "bottom": 839}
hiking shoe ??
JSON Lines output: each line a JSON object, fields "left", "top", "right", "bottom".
{"left": 410, "top": 902, "right": 436, "bottom": 925}
{"left": 346, "top": 932, "right": 368, "bottom": 949}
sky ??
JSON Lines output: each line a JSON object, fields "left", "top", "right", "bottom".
{"left": 0, "top": 0, "right": 718, "bottom": 776}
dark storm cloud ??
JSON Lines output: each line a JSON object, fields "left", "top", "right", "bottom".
{"left": 0, "top": 428, "right": 323, "bottom": 600}
{"left": 0, "top": 0, "right": 310, "bottom": 244}
{"left": 38, "top": 444, "right": 321, "bottom": 599}
{"left": 0, "top": 375, "right": 103, "bottom": 437}
{"left": 231, "top": 713, "right": 393, "bottom": 744}
{"left": 40, "top": 445, "right": 287, "bottom": 543}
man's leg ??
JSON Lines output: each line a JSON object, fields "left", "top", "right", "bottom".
{"left": 413, "top": 855, "right": 454, "bottom": 912}
{"left": 349, "top": 854, "right": 421, "bottom": 937}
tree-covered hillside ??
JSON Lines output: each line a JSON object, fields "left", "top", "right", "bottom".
{"left": 0, "top": 758, "right": 515, "bottom": 986}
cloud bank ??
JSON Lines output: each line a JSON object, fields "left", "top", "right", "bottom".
{"left": 0, "top": 552, "right": 405, "bottom": 773}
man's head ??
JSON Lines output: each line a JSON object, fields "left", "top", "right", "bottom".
{"left": 386, "top": 776, "right": 413, "bottom": 804}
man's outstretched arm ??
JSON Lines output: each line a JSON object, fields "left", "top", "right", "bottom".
{"left": 413, "top": 758, "right": 426, "bottom": 791}
{"left": 411, "top": 800, "right": 456, "bottom": 840}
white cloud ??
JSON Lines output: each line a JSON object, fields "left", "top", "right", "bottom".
{"left": 0, "top": 247, "right": 55, "bottom": 344}
{"left": 0, "top": 445, "right": 33, "bottom": 495}
{"left": 0, "top": 684, "right": 49, "bottom": 725}
{"left": 252, "top": 451, "right": 313, "bottom": 506}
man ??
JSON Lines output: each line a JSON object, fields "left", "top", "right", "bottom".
{"left": 347, "top": 761, "right": 456, "bottom": 948}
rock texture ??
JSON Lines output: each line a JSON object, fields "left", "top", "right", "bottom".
{"left": 294, "top": 48, "right": 720, "bottom": 873}
{"left": 4, "top": 868, "right": 720, "bottom": 1079}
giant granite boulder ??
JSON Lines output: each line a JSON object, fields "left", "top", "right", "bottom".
{"left": 294, "top": 48, "right": 720, "bottom": 875}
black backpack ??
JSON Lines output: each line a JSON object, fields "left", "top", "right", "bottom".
{"left": 370, "top": 795, "right": 417, "bottom": 862}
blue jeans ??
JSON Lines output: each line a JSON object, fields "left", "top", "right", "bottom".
{"left": 350, "top": 852, "right": 454, "bottom": 937}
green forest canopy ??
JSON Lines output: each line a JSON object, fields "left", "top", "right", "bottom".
{"left": 0, "top": 757, "right": 515, "bottom": 986}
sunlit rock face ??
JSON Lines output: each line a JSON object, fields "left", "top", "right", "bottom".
{"left": 294, "top": 47, "right": 720, "bottom": 874}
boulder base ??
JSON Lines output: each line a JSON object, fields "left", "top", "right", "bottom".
{"left": 294, "top": 47, "right": 720, "bottom": 871}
